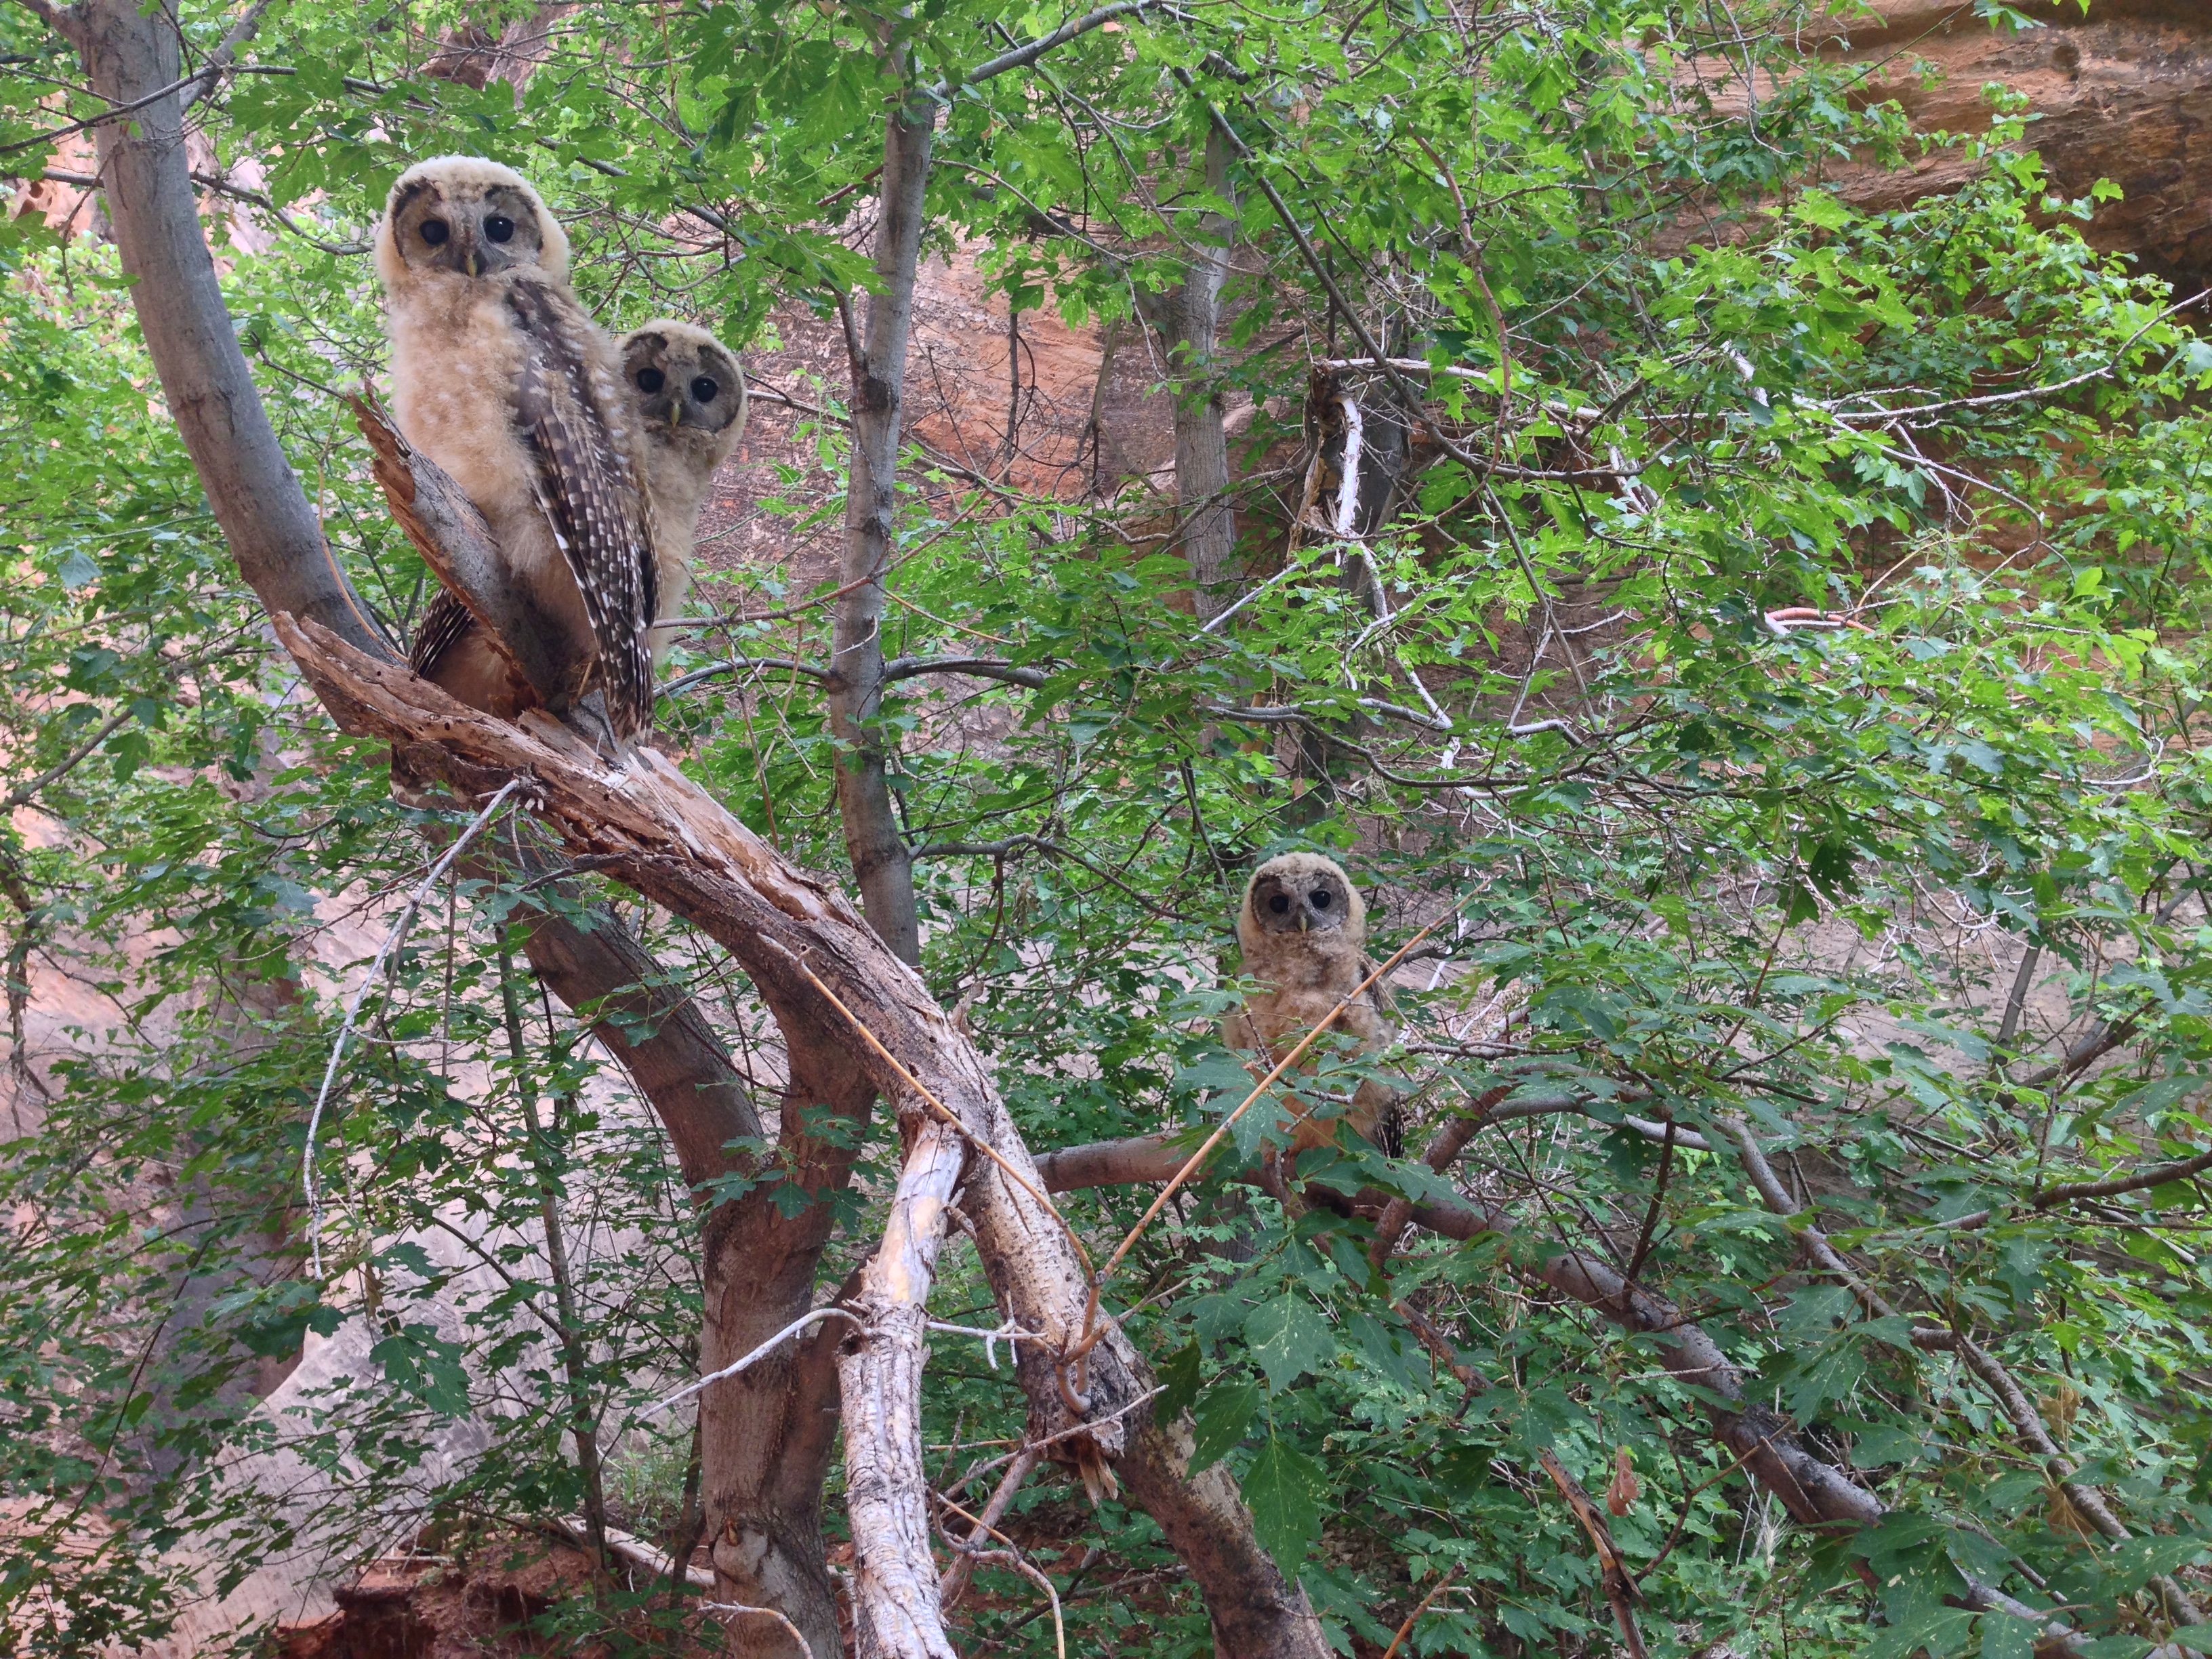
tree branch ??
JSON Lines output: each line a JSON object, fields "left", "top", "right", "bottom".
{"left": 272, "top": 615, "right": 1330, "bottom": 1659}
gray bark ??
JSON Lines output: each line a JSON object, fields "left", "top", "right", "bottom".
{"left": 830, "top": 87, "right": 936, "bottom": 968}
{"left": 67, "top": 0, "right": 392, "bottom": 663}
{"left": 1150, "top": 125, "right": 1238, "bottom": 622}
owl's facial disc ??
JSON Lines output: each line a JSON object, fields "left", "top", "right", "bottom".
{"left": 626, "top": 335, "right": 743, "bottom": 436}
{"left": 390, "top": 180, "right": 545, "bottom": 277}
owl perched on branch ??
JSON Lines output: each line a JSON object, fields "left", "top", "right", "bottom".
{"left": 376, "top": 155, "right": 658, "bottom": 739}
{"left": 615, "top": 320, "right": 747, "bottom": 665}
{"left": 1223, "top": 852, "right": 1402, "bottom": 1162}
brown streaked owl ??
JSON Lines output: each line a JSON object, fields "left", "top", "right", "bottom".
{"left": 375, "top": 155, "right": 658, "bottom": 739}
{"left": 1223, "top": 853, "right": 1401, "bottom": 1160}
{"left": 616, "top": 320, "right": 747, "bottom": 665}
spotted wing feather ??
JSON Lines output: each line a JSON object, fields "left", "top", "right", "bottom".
{"left": 410, "top": 588, "right": 476, "bottom": 677}
{"left": 506, "top": 277, "right": 659, "bottom": 739}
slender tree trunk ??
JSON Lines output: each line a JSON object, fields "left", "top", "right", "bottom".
{"left": 830, "top": 87, "right": 936, "bottom": 968}
{"left": 1160, "top": 125, "right": 1239, "bottom": 622}
{"left": 701, "top": 1053, "right": 875, "bottom": 1659}
{"left": 67, "top": 0, "right": 390, "bottom": 662}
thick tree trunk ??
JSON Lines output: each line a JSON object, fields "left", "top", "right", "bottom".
{"left": 830, "top": 89, "right": 936, "bottom": 968}
{"left": 701, "top": 1054, "right": 874, "bottom": 1659}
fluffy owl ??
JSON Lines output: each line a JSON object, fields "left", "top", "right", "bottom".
{"left": 376, "top": 155, "right": 657, "bottom": 739}
{"left": 615, "top": 319, "right": 747, "bottom": 664}
{"left": 408, "top": 319, "right": 747, "bottom": 701}
{"left": 1223, "top": 853, "right": 1401, "bottom": 1160}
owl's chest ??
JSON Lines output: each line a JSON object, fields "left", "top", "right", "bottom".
{"left": 1245, "top": 981, "right": 1383, "bottom": 1049}
{"left": 386, "top": 286, "right": 537, "bottom": 505}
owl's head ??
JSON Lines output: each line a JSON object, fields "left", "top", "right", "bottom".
{"left": 1242, "top": 853, "right": 1365, "bottom": 940}
{"left": 618, "top": 321, "right": 747, "bottom": 451}
{"left": 375, "top": 156, "right": 568, "bottom": 292}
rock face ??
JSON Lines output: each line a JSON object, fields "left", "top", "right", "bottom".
{"left": 1818, "top": 0, "right": 2212, "bottom": 293}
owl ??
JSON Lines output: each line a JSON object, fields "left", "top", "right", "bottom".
{"left": 1223, "top": 853, "right": 1401, "bottom": 1161}
{"left": 375, "top": 155, "right": 657, "bottom": 739}
{"left": 615, "top": 320, "right": 748, "bottom": 665}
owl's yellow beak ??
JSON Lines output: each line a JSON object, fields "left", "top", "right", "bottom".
{"left": 1296, "top": 911, "right": 1309, "bottom": 932}
{"left": 465, "top": 249, "right": 481, "bottom": 278}
{"left": 667, "top": 401, "right": 684, "bottom": 429}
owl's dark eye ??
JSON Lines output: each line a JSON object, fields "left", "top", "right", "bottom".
{"left": 636, "top": 367, "right": 666, "bottom": 394}
{"left": 691, "top": 375, "right": 720, "bottom": 404}
{"left": 1311, "top": 888, "right": 1332, "bottom": 909}
{"left": 419, "top": 218, "right": 449, "bottom": 246}
{"left": 1268, "top": 894, "right": 1290, "bottom": 915}
{"left": 483, "top": 214, "right": 515, "bottom": 244}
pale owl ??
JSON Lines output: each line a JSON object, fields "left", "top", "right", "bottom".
{"left": 1223, "top": 852, "right": 1401, "bottom": 1160}
{"left": 377, "top": 155, "right": 658, "bottom": 738}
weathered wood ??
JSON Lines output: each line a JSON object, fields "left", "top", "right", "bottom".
{"left": 351, "top": 400, "right": 571, "bottom": 711}
{"left": 841, "top": 1116, "right": 964, "bottom": 1659}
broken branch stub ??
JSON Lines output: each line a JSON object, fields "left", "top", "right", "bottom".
{"left": 350, "top": 398, "right": 571, "bottom": 712}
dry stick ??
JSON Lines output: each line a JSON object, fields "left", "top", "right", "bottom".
{"left": 642, "top": 1306, "right": 866, "bottom": 1418}
{"left": 1378, "top": 1568, "right": 1460, "bottom": 1659}
{"left": 1536, "top": 1449, "right": 1650, "bottom": 1659}
{"left": 935, "top": 1492, "right": 1067, "bottom": 1659}
{"left": 944, "top": 1386, "right": 1166, "bottom": 1496}
{"left": 703, "top": 1601, "right": 817, "bottom": 1659}
{"left": 302, "top": 777, "right": 522, "bottom": 1276}
{"left": 1076, "top": 892, "right": 1477, "bottom": 1357}
{"left": 795, "top": 964, "right": 1095, "bottom": 1283}
{"left": 941, "top": 1446, "right": 1040, "bottom": 1605}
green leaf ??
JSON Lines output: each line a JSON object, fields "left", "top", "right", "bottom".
{"left": 1188, "top": 1380, "right": 1261, "bottom": 1475}
{"left": 1158, "top": 1339, "right": 1204, "bottom": 1420}
{"left": 1244, "top": 1295, "right": 1335, "bottom": 1393}
{"left": 1243, "top": 1434, "right": 1326, "bottom": 1570}
{"left": 1978, "top": 1614, "right": 2037, "bottom": 1659}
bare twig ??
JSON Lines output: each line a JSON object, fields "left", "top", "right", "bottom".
{"left": 302, "top": 779, "right": 521, "bottom": 1276}
{"left": 643, "top": 1305, "right": 867, "bottom": 1418}
{"left": 1378, "top": 1569, "right": 1459, "bottom": 1659}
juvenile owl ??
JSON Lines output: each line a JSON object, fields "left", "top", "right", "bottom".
{"left": 1223, "top": 853, "right": 1401, "bottom": 1160}
{"left": 616, "top": 320, "right": 747, "bottom": 665}
{"left": 409, "top": 319, "right": 746, "bottom": 701}
{"left": 376, "top": 155, "right": 658, "bottom": 738}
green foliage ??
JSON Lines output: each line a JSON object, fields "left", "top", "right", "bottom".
{"left": 11, "top": 0, "right": 2212, "bottom": 1655}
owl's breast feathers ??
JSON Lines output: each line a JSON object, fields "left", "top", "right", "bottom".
{"left": 505, "top": 276, "right": 660, "bottom": 739}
